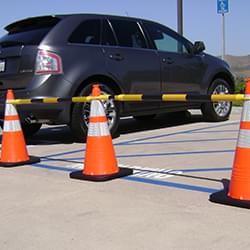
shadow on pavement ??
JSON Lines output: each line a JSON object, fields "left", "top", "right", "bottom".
{"left": 118, "top": 112, "right": 203, "bottom": 135}
{"left": 27, "top": 125, "right": 74, "bottom": 145}
{"left": 11, "top": 112, "right": 205, "bottom": 145}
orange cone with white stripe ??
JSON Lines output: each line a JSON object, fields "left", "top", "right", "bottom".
{"left": 210, "top": 78, "right": 250, "bottom": 208}
{"left": 0, "top": 89, "right": 40, "bottom": 167}
{"left": 70, "top": 84, "right": 133, "bottom": 181}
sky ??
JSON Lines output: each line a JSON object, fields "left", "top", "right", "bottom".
{"left": 0, "top": 0, "right": 248, "bottom": 56}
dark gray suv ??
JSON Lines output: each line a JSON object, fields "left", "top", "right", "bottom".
{"left": 0, "top": 14, "right": 234, "bottom": 141}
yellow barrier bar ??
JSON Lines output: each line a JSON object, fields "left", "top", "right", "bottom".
{"left": 42, "top": 98, "right": 60, "bottom": 104}
{"left": 211, "top": 94, "right": 245, "bottom": 102}
{"left": 162, "top": 94, "right": 187, "bottom": 101}
{"left": 72, "top": 96, "right": 91, "bottom": 103}
{"left": 6, "top": 99, "right": 32, "bottom": 105}
{"left": 4, "top": 93, "right": 248, "bottom": 104}
{"left": 72, "top": 95, "right": 110, "bottom": 103}
{"left": 114, "top": 94, "right": 143, "bottom": 101}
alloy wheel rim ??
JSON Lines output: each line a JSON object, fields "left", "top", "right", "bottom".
{"left": 212, "top": 84, "right": 231, "bottom": 117}
{"left": 82, "top": 90, "right": 116, "bottom": 129}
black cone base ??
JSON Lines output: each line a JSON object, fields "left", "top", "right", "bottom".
{"left": 70, "top": 167, "right": 133, "bottom": 182}
{"left": 0, "top": 156, "right": 40, "bottom": 167}
{"left": 209, "top": 183, "right": 250, "bottom": 209}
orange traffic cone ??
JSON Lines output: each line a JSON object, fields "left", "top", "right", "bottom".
{"left": 210, "top": 78, "right": 250, "bottom": 208}
{"left": 70, "top": 84, "right": 133, "bottom": 181}
{"left": 0, "top": 89, "right": 40, "bottom": 167}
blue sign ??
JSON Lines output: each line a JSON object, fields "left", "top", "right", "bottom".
{"left": 217, "top": 0, "right": 229, "bottom": 14}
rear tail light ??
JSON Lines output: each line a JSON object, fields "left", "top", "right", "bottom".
{"left": 35, "top": 50, "right": 63, "bottom": 75}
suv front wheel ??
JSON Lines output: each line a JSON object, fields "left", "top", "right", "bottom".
{"left": 201, "top": 78, "right": 233, "bottom": 121}
{"left": 70, "top": 83, "right": 120, "bottom": 142}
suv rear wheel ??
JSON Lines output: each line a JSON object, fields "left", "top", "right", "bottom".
{"left": 22, "top": 123, "right": 42, "bottom": 137}
{"left": 70, "top": 83, "right": 120, "bottom": 142}
{"left": 201, "top": 78, "right": 233, "bottom": 121}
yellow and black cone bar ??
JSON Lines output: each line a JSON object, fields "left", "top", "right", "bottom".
{"left": 6, "top": 93, "right": 246, "bottom": 105}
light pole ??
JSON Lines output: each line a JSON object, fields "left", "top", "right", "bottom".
{"left": 177, "top": 0, "right": 183, "bottom": 35}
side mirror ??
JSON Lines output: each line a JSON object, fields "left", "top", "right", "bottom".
{"left": 193, "top": 41, "right": 205, "bottom": 54}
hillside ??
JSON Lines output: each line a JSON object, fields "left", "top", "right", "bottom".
{"left": 224, "top": 55, "right": 250, "bottom": 77}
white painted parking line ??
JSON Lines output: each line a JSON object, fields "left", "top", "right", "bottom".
{"left": 119, "top": 164, "right": 183, "bottom": 180}
{"left": 68, "top": 162, "right": 183, "bottom": 180}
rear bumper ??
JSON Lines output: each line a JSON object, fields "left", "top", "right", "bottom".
{"left": 0, "top": 75, "right": 74, "bottom": 124}
{"left": 0, "top": 100, "right": 70, "bottom": 124}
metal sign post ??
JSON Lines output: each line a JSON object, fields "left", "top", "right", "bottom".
{"left": 177, "top": 0, "right": 183, "bottom": 35}
{"left": 217, "top": 0, "right": 229, "bottom": 60}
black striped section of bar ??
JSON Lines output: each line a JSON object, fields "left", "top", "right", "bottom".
{"left": 108, "top": 95, "right": 115, "bottom": 100}
{"left": 141, "top": 95, "right": 163, "bottom": 101}
{"left": 30, "top": 99, "right": 45, "bottom": 103}
{"left": 57, "top": 97, "right": 72, "bottom": 102}
{"left": 186, "top": 95, "right": 212, "bottom": 102}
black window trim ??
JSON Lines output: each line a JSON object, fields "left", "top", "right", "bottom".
{"left": 108, "top": 18, "right": 149, "bottom": 50}
{"left": 100, "top": 19, "right": 119, "bottom": 47}
{"left": 139, "top": 21, "right": 156, "bottom": 50}
{"left": 137, "top": 21, "right": 150, "bottom": 49}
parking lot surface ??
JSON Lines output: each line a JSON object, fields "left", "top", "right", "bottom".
{"left": 1, "top": 107, "right": 250, "bottom": 250}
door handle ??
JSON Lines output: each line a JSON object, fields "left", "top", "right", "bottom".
{"left": 109, "top": 54, "right": 124, "bottom": 61}
{"left": 162, "top": 57, "right": 174, "bottom": 64}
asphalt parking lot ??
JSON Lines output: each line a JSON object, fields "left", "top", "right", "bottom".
{"left": 1, "top": 107, "right": 250, "bottom": 250}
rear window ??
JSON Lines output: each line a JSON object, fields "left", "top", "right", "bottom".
{"left": 0, "top": 28, "right": 54, "bottom": 47}
{"left": 110, "top": 19, "right": 147, "bottom": 49}
{"left": 0, "top": 16, "right": 60, "bottom": 47}
{"left": 68, "top": 19, "right": 101, "bottom": 45}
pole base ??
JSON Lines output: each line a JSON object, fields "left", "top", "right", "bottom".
{"left": 209, "top": 186, "right": 250, "bottom": 209}
{"left": 0, "top": 156, "right": 40, "bottom": 167}
{"left": 70, "top": 167, "right": 133, "bottom": 182}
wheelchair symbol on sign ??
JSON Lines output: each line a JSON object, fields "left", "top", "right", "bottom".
{"left": 220, "top": 1, "right": 226, "bottom": 12}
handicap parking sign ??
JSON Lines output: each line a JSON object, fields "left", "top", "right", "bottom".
{"left": 217, "top": 0, "right": 229, "bottom": 14}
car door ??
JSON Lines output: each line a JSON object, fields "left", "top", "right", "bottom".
{"left": 103, "top": 18, "right": 161, "bottom": 113}
{"left": 143, "top": 21, "right": 206, "bottom": 109}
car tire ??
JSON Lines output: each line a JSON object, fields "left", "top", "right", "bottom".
{"left": 133, "top": 114, "right": 156, "bottom": 121}
{"left": 201, "top": 78, "right": 233, "bottom": 122}
{"left": 21, "top": 123, "right": 42, "bottom": 137}
{"left": 70, "top": 83, "right": 120, "bottom": 142}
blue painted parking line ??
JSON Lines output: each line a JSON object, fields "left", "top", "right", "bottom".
{"left": 116, "top": 149, "right": 234, "bottom": 158}
{"left": 191, "top": 130, "right": 237, "bottom": 134}
{"left": 30, "top": 162, "right": 229, "bottom": 194}
{"left": 122, "top": 176, "right": 219, "bottom": 193}
{"left": 125, "top": 138, "right": 237, "bottom": 145}
{"left": 57, "top": 149, "right": 234, "bottom": 161}
{"left": 34, "top": 162, "right": 232, "bottom": 175}
{"left": 32, "top": 163, "right": 73, "bottom": 172}
{"left": 122, "top": 121, "right": 239, "bottom": 144}
{"left": 42, "top": 149, "right": 83, "bottom": 158}
{"left": 121, "top": 166, "right": 231, "bottom": 175}
{"left": 179, "top": 167, "right": 232, "bottom": 173}
{"left": 41, "top": 145, "right": 235, "bottom": 162}
{"left": 36, "top": 122, "right": 238, "bottom": 160}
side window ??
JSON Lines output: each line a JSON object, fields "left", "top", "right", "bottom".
{"left": 69, "top": 19, "right": 101, "bottom": 45}
{"left": 101, "top": 20, "right": 116, "bottom": 46}
{"left": 110, "top": 19, "right": 147, "bottom": 49}
{"left": 144, "top": 22, "right": 188, "bottom": 53}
